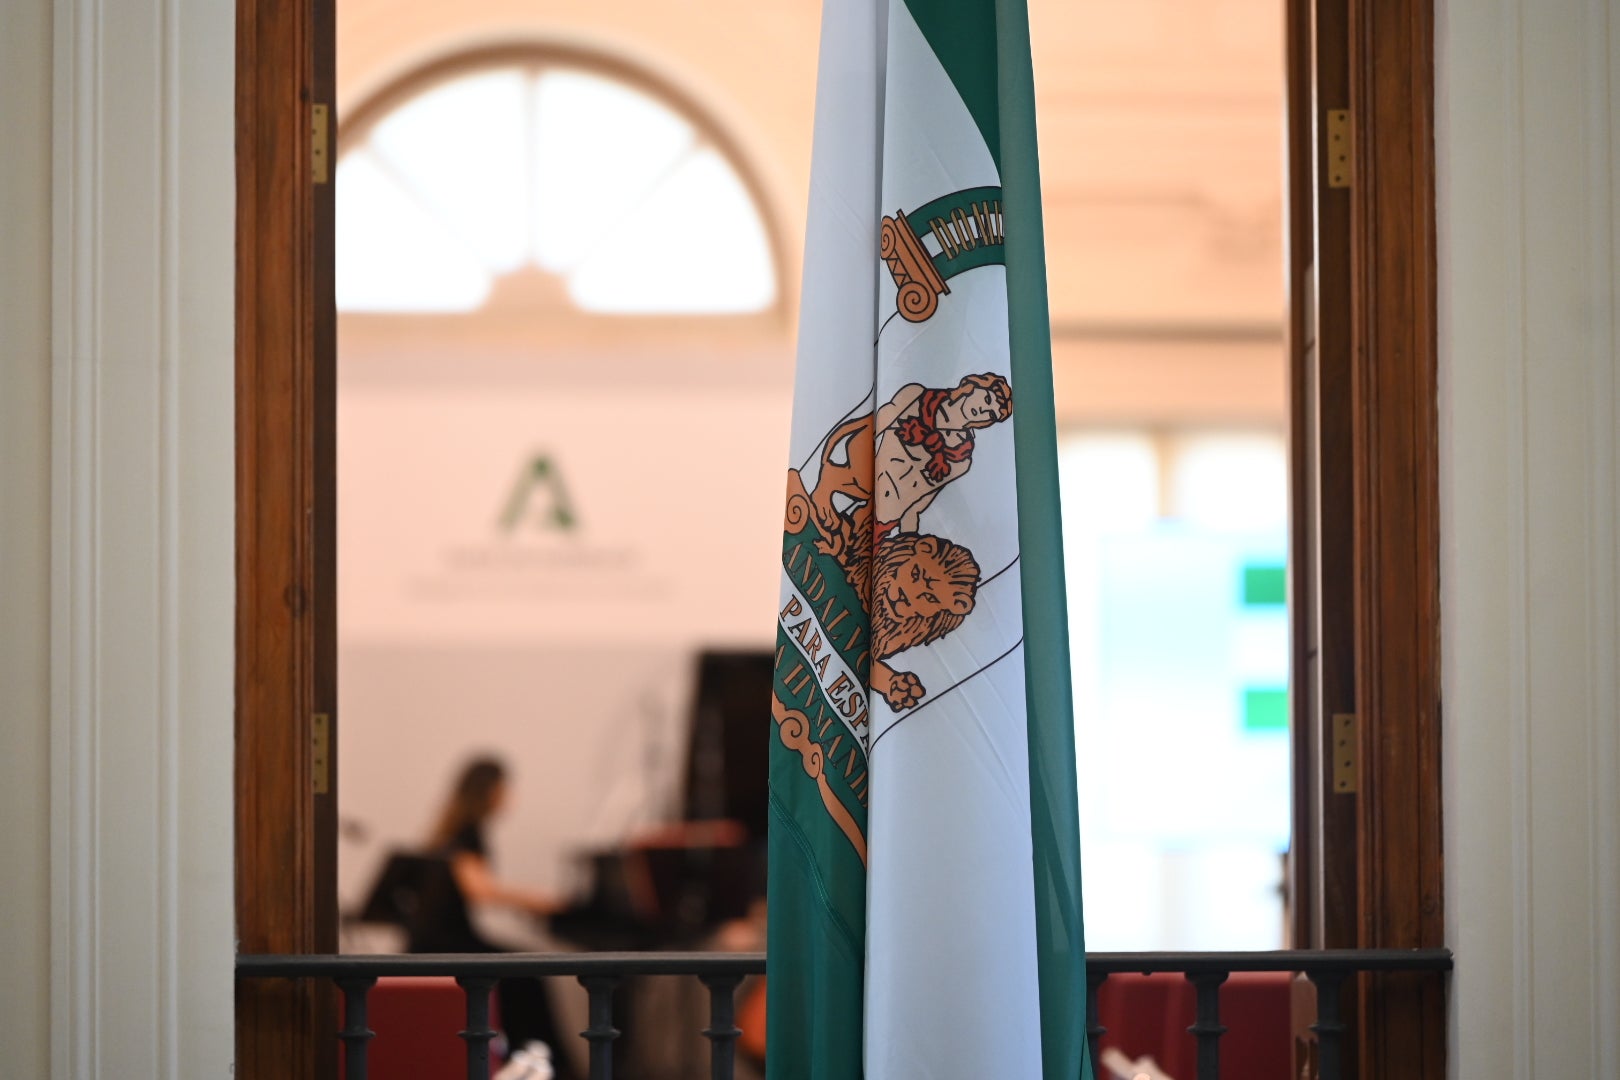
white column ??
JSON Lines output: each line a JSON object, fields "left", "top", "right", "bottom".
{"left": 0, "top": 0, "right": 57, "bottom": 1074}
{"left": 50, "top": 0, "right": 237, "bottom": 1074}
{"left": 1438, "top": 1, "right": 1620, "bottom": 1077}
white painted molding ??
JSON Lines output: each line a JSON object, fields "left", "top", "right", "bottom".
{"left": 1438, "top": 0, "right": 1620, "bottom": 1077}
{"left": 49, "top": 0, "right": 236, "bottom": 1075}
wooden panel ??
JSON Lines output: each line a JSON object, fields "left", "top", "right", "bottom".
{"left": 1293, "top": 1, "right": 1443, "bottom": 1074}
{"left": 1290, "top": 1, "right": 1363, "bottom": 1073}
{"left": 1285, "top": 0, "right": 1315, "bottom": 961}
{"left": 1348, "top": 0, "right": 1445, "bottom": 1076}
{"left": 1310, "top": 0, "right": 1362, "bottom": 962}
{"left": 236, "top": 0, "right": 337, "bottom": 1072}
{"left": 311, "top": 0, "right": 339, "bottom": 965}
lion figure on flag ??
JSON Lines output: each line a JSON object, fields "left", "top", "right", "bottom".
{"left": 867, "top": 533, "right": 980, "bottom": 711}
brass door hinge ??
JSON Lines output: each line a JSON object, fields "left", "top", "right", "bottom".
{"left": 1326, "top": 109, "right": 1351, "bottom": 189}
{"left": 311, "top": 104, "right": 330, "bottom": 184}
{"left": 1332, "top": 712, "right": 1357, "bottom": 793}
{"left": 312, "top": 712, "right": 331, "bottom": 795}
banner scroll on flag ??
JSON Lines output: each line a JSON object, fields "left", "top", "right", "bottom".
{"left": 766, "top": 1, "right": 1090, "bottom": 1078}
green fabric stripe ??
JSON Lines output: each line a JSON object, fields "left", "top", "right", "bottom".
{"left": 933, "top": 240, "right": 1005, "bottom": 279}
{"left": 766, "top": 792, "right": 866, "bottom": 1080}
{"left": 995, "top": 1, "right": 1092, "bottom": 1078}
{"left": 904, "top": 184, "right": 1002, "bottom": 226}
{"left": 900, "top": 0, "right": 1003, "bottom": 172}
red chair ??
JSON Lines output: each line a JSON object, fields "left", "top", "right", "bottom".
{"left": 1096, "top": 970, "right": 1292, "bottom": 1079}
{"left": 341, "top": 976, "right": 500, "bottom": 1080}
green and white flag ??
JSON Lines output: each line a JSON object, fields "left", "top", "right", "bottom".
{"left": 767, "top": 1, "right": 1089, "bottom": 1077}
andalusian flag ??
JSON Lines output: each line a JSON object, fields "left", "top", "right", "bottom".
{"left": 766, "top": 1, "right": 1089, "bottom": 1077}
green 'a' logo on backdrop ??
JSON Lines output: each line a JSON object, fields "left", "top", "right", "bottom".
{"left": 498, "top": 454, "right": 578, "bottom": 533}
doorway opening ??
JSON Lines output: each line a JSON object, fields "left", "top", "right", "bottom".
{"left": 235, "top": 0, "right": 1443, "bottom": 1075}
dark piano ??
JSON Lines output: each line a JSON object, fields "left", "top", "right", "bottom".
{"left": 550, "top": 650, "right": 771, "bottom": 952}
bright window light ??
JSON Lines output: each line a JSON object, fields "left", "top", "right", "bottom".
{"left": 335, "top": 151, "right": 494, "bottom": 313}
{"left": 369, "top": 69, "right": 533, "bottom": 275}
{"left": 1061, "top": 429, "right": 1291, "bottom": 951}
{"left": 336, "top": 61, "right": 778, "bottom": 316}
{"left": 531, "top": 71, "right": 696, "bottom": 274}
{"left": 568, "top": 150, "right": 777, "bottom": 314}
{"left": 1171, "top": 433, "right": 1289, "bottom": 532}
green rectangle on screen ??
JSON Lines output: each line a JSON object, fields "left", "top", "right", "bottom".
{"left": 1242, "top": 564, "right": 1287, "bottom": 606}
{"left": 1243, "top": 688, "right": 1289, "bottom": 732}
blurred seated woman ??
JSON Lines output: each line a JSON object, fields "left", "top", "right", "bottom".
{"left": 414, "top": 756, "right": 576, "bottom": 1079}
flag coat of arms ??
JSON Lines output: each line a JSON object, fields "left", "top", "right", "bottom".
{"left": 766, "top": 1, "right": 1089, "bottom": 1078}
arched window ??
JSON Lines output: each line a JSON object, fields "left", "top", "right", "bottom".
{"left": 336, "top": 54, "right": 781, "bottom": 317}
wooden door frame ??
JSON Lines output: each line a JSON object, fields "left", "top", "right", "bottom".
{"left": 1288, "top": 0, "right": 1444, "bottom": 1076}
{"left": 1347, "top": 0, "right": 1444, "bottom": 1074}
{"left": 236, "top": 0, "right": 337, "bottom": 1074}
{"left": 233, "top": 0, "right": 1442, "bottom": 1075}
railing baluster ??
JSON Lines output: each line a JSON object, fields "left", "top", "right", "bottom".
{"left": 1085, "top": 968, "right": 1108, "bottom": 1073}
{"left": 579, "top": 973, "right": 621, "bottom": 1080}
{"left": 457, "top": 975, "right": 498, "bottom": 1080}
{"left": 700, "top": 973, "right": 743, "bottom": 1080}
{"left": 1307, "top": 969, "right": 1348, "bottom": 1080}
{"left": 336, "top": 976, "right": 377, "bottom": 1080}
{"left": 1187, "top": 970, "right": 1228, "bottom": 1080}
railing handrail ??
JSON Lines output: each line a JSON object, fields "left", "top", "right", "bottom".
{"left": 235, "top": 946, "right": 1452, "bottom": 979}
{"left": 1087, "top": 948, "right": 1453, "bottom": 974}
{"left": 236, "top": 951, "right": 768, "bottom": 979}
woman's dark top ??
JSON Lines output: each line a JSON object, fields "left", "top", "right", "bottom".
{"left": 406, "top": 822, "right": 492, "bottom": 953}
{"left": 404, "top": 822, "right": 575, "bottom": 1075}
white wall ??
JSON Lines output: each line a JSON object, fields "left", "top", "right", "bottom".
{"left": 1438, "top": 1, "right": 1620, "bottom": 1077}
{"left": 0, "top": 0, "right": 56, "bottom": 1073}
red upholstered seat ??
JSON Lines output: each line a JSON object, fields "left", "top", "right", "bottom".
{"left": 341, "top": 976, "right": 501, "bottom": 1079}
{"left": 1096, "top": 970, "right": 1292, "bottom": 1080}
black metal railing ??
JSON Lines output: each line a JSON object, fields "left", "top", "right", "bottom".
{"left": 240, "top": 952, "right": 763, "bottom": 1080}
{"left": 236, "top": 948, "right": 1452, "bottom": 1080}
{"left": 1084, "top": 950, "right": 1452, "bottom": 1080}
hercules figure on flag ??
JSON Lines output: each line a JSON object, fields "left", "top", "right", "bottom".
{"left": 807, "top": 371, "right": 1012, "bottom": 548}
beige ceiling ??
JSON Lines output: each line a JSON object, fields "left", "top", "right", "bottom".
{"left": 336, "top": 0, "right": 1287, "bottom": 425}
